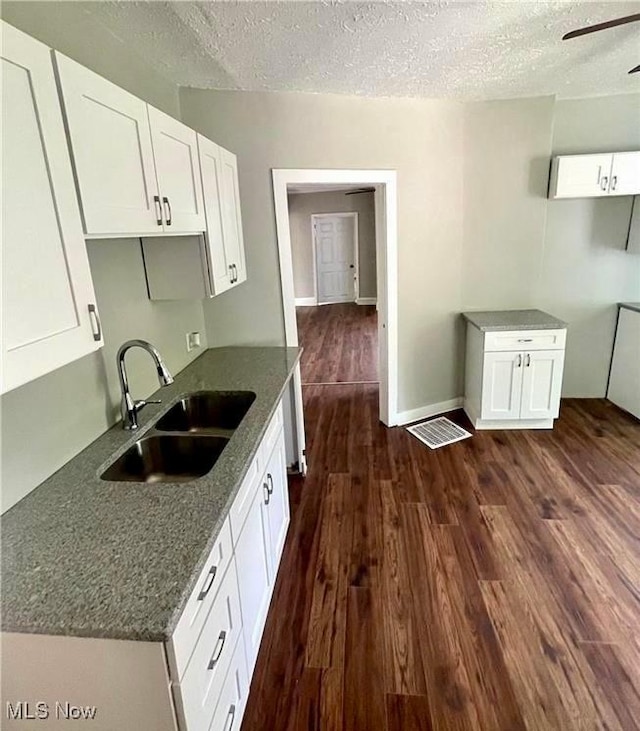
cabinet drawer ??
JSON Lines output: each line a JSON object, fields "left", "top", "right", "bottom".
{"left": 175, "top": 560, "right": 242, "bottom": 731}
{"left": 169, "top": 519, "right": 233, "bottom": 681}
{"left": 260, "top": 401, "right": 284, "bottom": 466}
{"left": 484, "top": 329, "right": 566, "bottom": 352}
{"left": 207, "top": 635, "right": 249, "bottom": 731}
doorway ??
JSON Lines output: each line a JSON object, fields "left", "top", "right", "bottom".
{"left": 272, "top": 170, "right": 398, "bottom": 446}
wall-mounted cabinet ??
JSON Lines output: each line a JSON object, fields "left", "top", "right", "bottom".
{"left": 549, "top": 151, "right": 640, "bottom": 199}
{"left": 142, "top": 141, "right": 247, "bottom": 300}
{"left": 55, "top": 53, "right": 205, "bottom": 238}
{"left": 1, "top": 22, "right": 103, "bottom": 394}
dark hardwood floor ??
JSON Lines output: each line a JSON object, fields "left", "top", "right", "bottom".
{"left": 241, "top": 385, "right": 640, "bottom": 731}
{"left": 296, "top": 303, "right": 378, "bottom": 384}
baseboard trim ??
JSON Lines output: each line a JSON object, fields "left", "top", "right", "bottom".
{"left": 396, "top": 398, "right": 463, "bottom": 426}
{"left": 356, "top": 297, "right": 377, "bottom": 305}
{"left": 295, "top": 297, "right": 317, "bottom": 306}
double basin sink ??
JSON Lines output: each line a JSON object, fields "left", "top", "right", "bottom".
{"left": 101, "top": 391, "right": 256, "bottom": 483}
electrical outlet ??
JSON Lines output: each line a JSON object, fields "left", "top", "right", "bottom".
{"left": 186, "top": 331, "right": 201, "bottom": 352}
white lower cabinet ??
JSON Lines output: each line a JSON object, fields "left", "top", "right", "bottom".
{"left": 465, "top": 326, "right": 566, "bottom": 429}
{"left": 171, "top": 400, "right": 289, "bottom": 730}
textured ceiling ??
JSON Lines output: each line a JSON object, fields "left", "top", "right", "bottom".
{"left": 87, "top": 1, "right": 640, "bottom": 99}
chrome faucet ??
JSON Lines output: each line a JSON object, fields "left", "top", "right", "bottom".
{"left": 117, "top": 339, "right": 174, "bottom": 430}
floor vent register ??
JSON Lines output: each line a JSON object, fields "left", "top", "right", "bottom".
{"left": 406, "top": 416, "right": 472, "bottom": 450}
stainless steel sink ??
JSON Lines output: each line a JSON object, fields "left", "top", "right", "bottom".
{"left": 101, "top": 435, "right": 228, "bottom": 483}
{"left": 155, "top": 391, "right": 256, "bottom": 436}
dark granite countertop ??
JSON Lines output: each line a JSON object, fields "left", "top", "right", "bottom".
{"left": 1, "top": 347, "right": 301, "bottom": 642}
{"left": 461, "top": 309, "right": 567, "bottom": 332}
{"left": 618, "top": 302, "right": 640, "bottom": 314}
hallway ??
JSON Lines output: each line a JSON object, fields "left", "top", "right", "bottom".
{"left": 296, "top": 303, "right": 378, "bottom": 385}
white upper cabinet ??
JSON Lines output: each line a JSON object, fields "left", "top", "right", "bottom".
{"left": 54, "top": 54, "right": 205, "bottom": 237}
{"left": 147, "top": 106, "right": 205, "bottom": 233}
{"left": 610, "top": 152, "right": 640, "bottom": 196}
{"left": 549, "top": 151, "right": 640, "bottom": 199}
{"left": 54, "top": 53, "right": 162, "bottom": 237}
{"left": 218, "top": 146, "right": 247, "bottom": 287}
{"left": 198, "top": 136, "right": 246, "bottom": 295}
{"left": 1, "top": 22, "right": 103, "bottom": 394}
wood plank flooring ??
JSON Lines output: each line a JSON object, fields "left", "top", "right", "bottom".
{"left": 296, "top": 303, "right": 378, "bottom": 384}
{"left": 240, "top": 388, "right": 640, "bottom": 731}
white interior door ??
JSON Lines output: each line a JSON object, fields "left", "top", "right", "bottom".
{"left": 2, "top": 22, "right": 102, "bottom": 394}
{"left": 314, "top": 214, "right": 356, "bottom": 304}
{"left": 147, "top": 106, "right": 205, "bottom": 233}
{"left": 54, "top": 52, "right": 161, "bottom": 236}
{"left": 520, "top": 350, "right": 564, "bottom": 420}
{"left": 481, "top": 352, "right": 523, "bottom": 420}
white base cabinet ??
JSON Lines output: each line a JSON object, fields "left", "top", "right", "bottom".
{"left": 2, "top": 400, "right": 290, "bottom": 731}
{"left": 607, "top": 306, "right": 640, "bottom": 420}
{"left": 1, "top": 22, "right": 103, "bottom": 394}
{"left": 464, "top": 325, "right": 567, "bottom": 430}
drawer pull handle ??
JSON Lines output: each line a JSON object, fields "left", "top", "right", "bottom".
{"left": 153, "top": 195, "right": 162, "bottom": 225}
{"left": 263, "top": 482, "right": 270, "bottom": 505}
{"left": 516, "top": 354, "right": 522, "bottom": 368}
{"left": 517, "top": 338, "right": 533, "bottom": 343}
{"left": 266, "top": 473, "right": 274, "bottom": 495}
{"left": 162, "top": 196, "right": 172, "bottom": 226}
{"left": 197, "top": 565, "right": 218, "bottom": 601}
{"left": 207, "top": 630, "right": 227, "bottom": 669}
{"left": 525, "top": 353, "right": 531, "bottom": 367}
{"left": 88, "top": 304, "right": 102, "bottom": 342}
{"left": 224, "top": 705, "right": 236, "bottom": 731}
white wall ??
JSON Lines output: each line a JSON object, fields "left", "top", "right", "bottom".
{"left": 538, "top": 94, "right": 640, "bottom": 397}
{"left": 180, "top": 89, "right": 464, "bottom": 412}
{"left": 288, "top": 190, "right": 377, "bottom": 301}
{"left": 1, "top": 8, "right": 206, "bottom": 512}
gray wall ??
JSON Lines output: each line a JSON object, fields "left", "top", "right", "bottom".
{"left": 538, "top": 94, "right": 640, "bottom": 397}
{"left": 288, "top": 190, "right": 377, "bottom": 301}
{"left": 180, "top": 89, "right": 465, "bottom": 413}
{"left": 1, "top": 2, "right": 180, "bottom": 117}
{"left": 1, "top": 8, "right": 205, "bottom": 512}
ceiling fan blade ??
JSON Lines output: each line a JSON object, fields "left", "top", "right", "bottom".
{"left": 629, "top": 64, "right": 640, "bottom": 74}
{"left": 562, "top": 13, "right": 640, "bottom": 40}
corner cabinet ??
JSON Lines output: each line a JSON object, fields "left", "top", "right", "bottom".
{"left": 464, "top": 326, "right": 567, "bottom": 429}
{"left": 549, "top": 151, "right": 640, "bottom": 199}
{"left": 1, "top": 22, "right": 103, "bottom": 394}
{"left": 54, "top": 53, "right": 205, "bottom": 237}
{"left": 142, "top": 139, "right": 247, "bottom": 300}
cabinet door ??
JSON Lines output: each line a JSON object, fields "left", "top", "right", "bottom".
{"left": 54, "top": 53, "right": 161, "bottom": 236}
{"left": 551, "top": 154, "right": 613, "bottom": 198}
{"left": 235, "top": 487, "right": 272, "bottom": 675}
{"left": 198, "top": 135, "right": 233, "bottom": 295}
{"left": 219, "top": 146, "right": 247, "bottom": 286}
{"left": 1, "top": 23, "right": 102, "bottom": 394}
{"left": 264, "top": 433, "right": 290, "bottom": 575}
{"left": 520, "top": 350, "right": 564, "bottom": 420}
{"left": 610, "top": 152, "right": 640, "bottom": 197}
{"left": 481, "top": 352, "right": 523, "bottom": 420}
{"left": 147, "top": 106, "right": 205, "bottom": 233}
